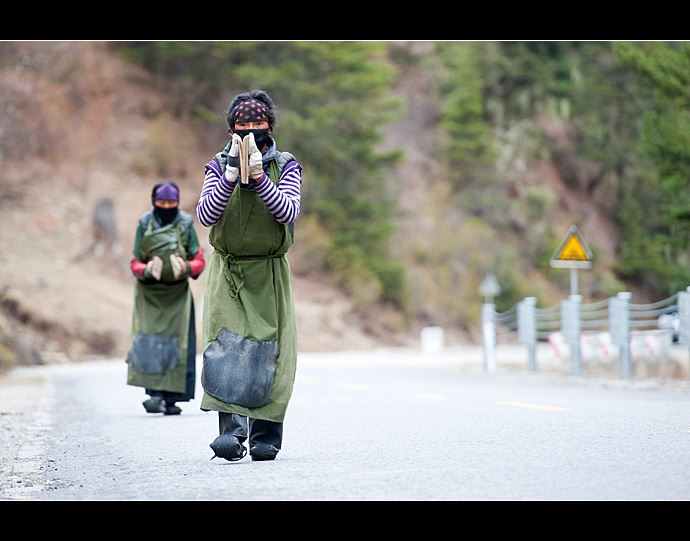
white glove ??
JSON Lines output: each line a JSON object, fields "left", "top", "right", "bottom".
{"left": 246, "top": 132, "right": 264, "bottom": 181}
{"left": 170, "top": 253, "right": 187, "bottom": 280}
{"left": 224, "top": 133, "right": 242, "bottom": 183}
{"left": 145, "top": 256, "right": 163, "bottom": 281}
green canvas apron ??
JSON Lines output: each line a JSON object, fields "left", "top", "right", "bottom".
{"left": 127, "top": 220, "right": 191, "bottom": 393}
{"left": 201, "top": 161, "right": 297, "bottom": 422}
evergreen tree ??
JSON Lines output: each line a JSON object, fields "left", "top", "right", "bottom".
{"left": 614, "top": 41, "right": 690, "bottom": 294}
{"left": 122, "top": 42, "right": 406, "bottom": 309}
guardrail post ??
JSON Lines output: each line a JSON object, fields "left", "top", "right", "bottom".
{"left": 678, "top": 287, "right": 690, "bottom": 379}
{"left": 562, "top": 295, "right": 582, "bottom": 375}
{"left": 609, "top": 292, "right": 632, "bottom": 379}
{"left": 518, "top": 297, "right": 537, "bottom": 371}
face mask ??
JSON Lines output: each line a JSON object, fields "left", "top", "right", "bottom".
{"left": 235, "top": 129, "right": 270, "bottom": 150}
{"left": 154, "top": 206, "right": 178, "bottom": 225}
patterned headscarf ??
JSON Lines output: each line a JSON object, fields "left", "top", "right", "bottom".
{"left": 230, "top": 99, "right": 269, "bottom": 125}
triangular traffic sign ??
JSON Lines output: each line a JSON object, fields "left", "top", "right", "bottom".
{"left": 550, "top": 225, "right": 592, "bottom": 269}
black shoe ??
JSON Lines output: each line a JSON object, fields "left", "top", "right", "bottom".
{"left": 142, "top": 397, "right": 165, "bottom": 414}
{"left": 164, "top": 404, "right": 182, "bottom": 415}
{"left": 210, "top": 434, "right": 247, "bottom": 462}
{"left": 250, "top": 443, "right": 279, "bottom": 461}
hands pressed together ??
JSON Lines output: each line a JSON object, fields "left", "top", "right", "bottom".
{"left": 224, "top": 132, "right": 263, "bottom": 185}
{"left": 246, "top": 132, "right": 264, "bottom": 181}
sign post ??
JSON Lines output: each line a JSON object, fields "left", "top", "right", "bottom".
{"left": 479, "top": 274, "right": 501, "bottom": 373}
{"left": 550, "top": 226, "right": 593, "bottom": 375}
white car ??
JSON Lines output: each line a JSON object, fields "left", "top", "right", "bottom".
{"left": 657, "top": 310, "right": 679, "bottom": 343}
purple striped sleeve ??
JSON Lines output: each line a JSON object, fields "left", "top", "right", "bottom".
{"left": 196, "top": 159, "right": 236, "bottom": 227}
{"left": 255, "top": 161, "right": 303, "bottom": 224}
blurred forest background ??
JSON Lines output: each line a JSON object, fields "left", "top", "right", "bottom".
{"left": 1, "top": 41, "right": 689, "bottom": 369}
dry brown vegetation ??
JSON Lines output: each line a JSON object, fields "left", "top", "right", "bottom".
{"left": 0, "top": 42, "right": 410, "bottom": 368}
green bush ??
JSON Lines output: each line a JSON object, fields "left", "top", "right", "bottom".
{"left": 329, "top": 245, "right": 382, "bottom": 313}
{"left": 288, "top": 215, "right": 331, "bottom": 275}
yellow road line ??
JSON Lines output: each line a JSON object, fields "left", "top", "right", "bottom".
{"left": 498, "top": 400, "right": 571, "bottom": 412}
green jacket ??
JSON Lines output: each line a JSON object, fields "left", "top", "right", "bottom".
{"left": 126, "top": 210, "right": 198, "bottom": 392}
{"left": 201, "top": 149, "right": 298, "bottom": 422}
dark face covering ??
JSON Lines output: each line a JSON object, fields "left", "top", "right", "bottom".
{"left": 154, "top": 206, "right": 179, "bottom": 225}
{"left": 235, "top": 129, "right": 271, "bottom": 151}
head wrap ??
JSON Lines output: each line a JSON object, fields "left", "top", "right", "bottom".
{"left": 231, "top": 99, "right": 269, "bottom": 125}
{"left": 154, "top": 182, "right": 179, "bottom": 201}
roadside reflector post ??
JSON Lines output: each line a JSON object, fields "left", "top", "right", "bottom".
{"left": 421, "top": 326, "right": 444, "bottom": 353}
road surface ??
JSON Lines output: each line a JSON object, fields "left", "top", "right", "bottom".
{"left": 1, "top": 349, "right": 689, "bottom": 500}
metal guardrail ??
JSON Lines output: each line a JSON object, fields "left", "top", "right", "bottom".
{"left": 481, "top": 287, "right": 689, "bottom": 379}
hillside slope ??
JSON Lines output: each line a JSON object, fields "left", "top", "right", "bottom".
{"left": 0, "top": 41, "right": 633, "bottom": 369}
{"left": 382, "top": 43, "right": 626, "bottom": 337}
{"left": 0, "top": 42, "right": 395, "bottom": 367}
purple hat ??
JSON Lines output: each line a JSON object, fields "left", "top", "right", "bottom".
{"left": 154, "top": 182, "right": 179, "bottom": 201}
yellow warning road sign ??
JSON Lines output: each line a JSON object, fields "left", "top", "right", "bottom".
{"left": 550, "top": 225, "right": 592, "bottom": 269}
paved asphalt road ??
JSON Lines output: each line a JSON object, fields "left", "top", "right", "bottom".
{"left": 1, "top": 349, "right": 689, "bottom": 500}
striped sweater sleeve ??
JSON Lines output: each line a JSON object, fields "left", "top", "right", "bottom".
{"left": 196, "top": 159, "right": 237, "bottom": 227}
{"left": 254, "top": 161, "right": 303, "bottom": 224}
